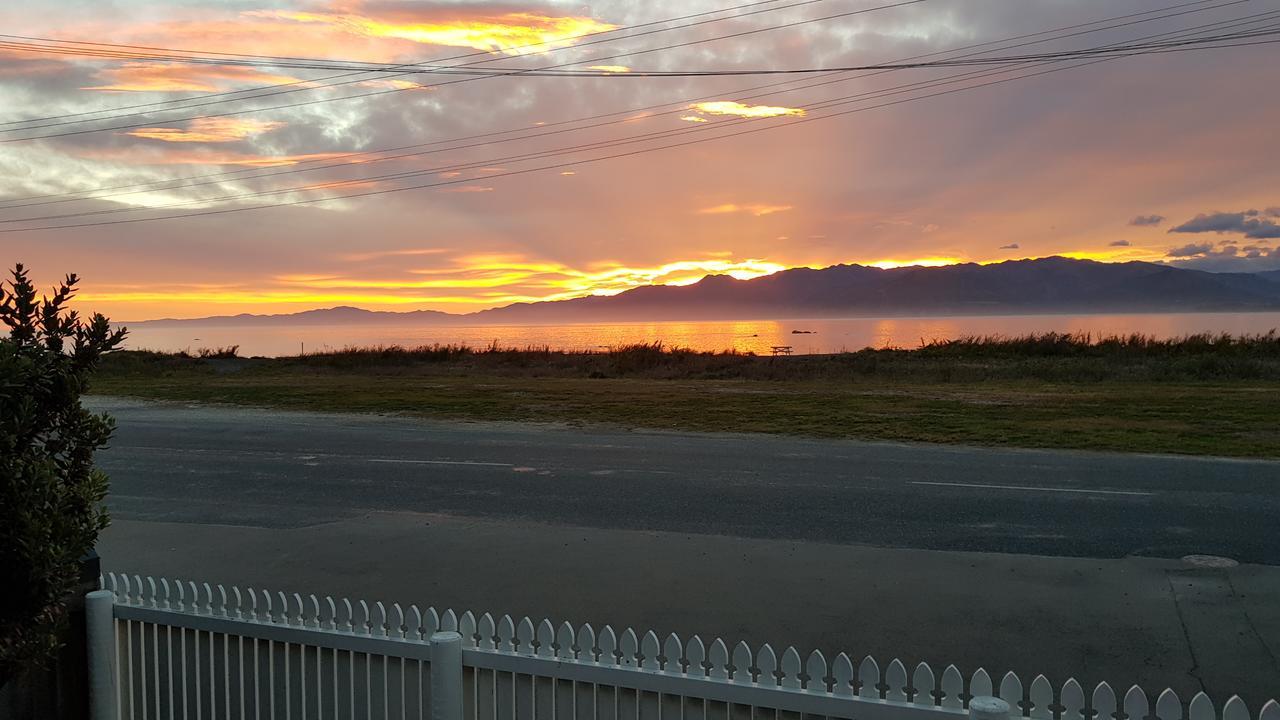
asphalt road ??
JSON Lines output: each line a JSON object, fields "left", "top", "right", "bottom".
{"left": 88, "top": 397, "right": 1280, "bottom": 563}
{"left": 86, "top": 397, "right": 1280, "bottom": 704}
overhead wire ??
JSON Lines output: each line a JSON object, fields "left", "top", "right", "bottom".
{"left": 0, "top": 0, "right": 1252, "bottom": 210}
{"left": 3, "top": 6, "right": 1274, "bottom": 232}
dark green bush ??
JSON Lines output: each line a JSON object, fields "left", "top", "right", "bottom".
{"left": 0, "top": 265, "right": 125, "bottom": 678}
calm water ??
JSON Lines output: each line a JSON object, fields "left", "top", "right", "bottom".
{"left": 121, "top": 312, "right": 1280, "bottom": 357}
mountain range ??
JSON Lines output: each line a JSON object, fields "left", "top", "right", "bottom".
{"left": 132, "top": 257, "right": 1280, "bottom": 326}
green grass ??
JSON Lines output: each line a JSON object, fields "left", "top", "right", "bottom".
{"left": 89, "top": 333, "right": 1280, "bottom": 458}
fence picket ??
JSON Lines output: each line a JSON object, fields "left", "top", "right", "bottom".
{"left": 1124, "top": 686, "right": 1149, "bottom": 720}
{"left": 1029, "top": 675, "right": 1053, "bottom": 719}
{"left": 1188, "top": 693, "right": 1215, "bottom": 720}
{"left": 886, "top": 659, "right": 908, "bottom": 703}
{"left": 1224, "top": 697, "right": 1251, "bottom": 720}
{"left": 805, "top": 650, "right": 827, "bottom": 694}
{"left": 858, "top": 656, "right": 880, "bottom": 699}
{"left": 912, "top": 662, "right": 936, "bottom": 706}
{"left": 731, "top": 642, "right": 753, "bottom": 685}
{"left": 941, "top": 665, "right": 964, "bottom": 709}
{"left": 97, "top": 574, "right": 1279, "bottom": 720}
{"left": 664, "top": 633, "right": 683, "bottom": 674}
{"left": 1157, "top": 689, "right": 1184, "bottom": 720}
{"left": 1000, "top": 671, "right": 1024, "bottom": 715}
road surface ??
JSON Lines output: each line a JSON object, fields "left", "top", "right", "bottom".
{"left": 87, "top": 397, "right": 1280, "bottom": 705}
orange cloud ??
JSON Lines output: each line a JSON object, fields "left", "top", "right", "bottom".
{"left": 73, "top": 147, "right": 350, "bottom": 167}
{"left": 440, "top": 185, "right": 494, "bottom": 193}
{"left": 85, "top": 63, "right": 302, "bottom": 92}
{"left": 250, "top": 10, "right": 617, "bottom": 55}
{"left": 125, "top": 118, "right": 286, "bottom": 143}
{"left": 699, "top": 203, "right": 794, "bottom": 217}
{"left": 687, "top": 101, "right": 806, "bottom": 119}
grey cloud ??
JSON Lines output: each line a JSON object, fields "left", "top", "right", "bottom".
{"left": 999, "top": 243, "right": 1019, "bottom": 249}
{"left": 1109, "top": 240, "right": 1131, "bottom": 247}
{"left": 1129, "top": 214, "right": 1164, "bottom": 226}
{"left": 1169, "top": 209, "right": 1280, "bottom": 240}
{"left": 1166, "top": 243, "right": 1214, "bottom": 257}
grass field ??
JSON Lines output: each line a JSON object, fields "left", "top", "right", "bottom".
{"left": 90, "top": 332, "right": 1280, "bottom": 457}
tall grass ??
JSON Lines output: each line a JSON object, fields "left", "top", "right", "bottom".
{"left": 101, "top": 331, "right": 1280, "bottom": 383}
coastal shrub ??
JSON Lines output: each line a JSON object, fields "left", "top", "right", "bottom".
{"left": 0, "top": 265, "right": 125, "bottom": 678}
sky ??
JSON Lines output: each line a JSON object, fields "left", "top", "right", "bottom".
{"left": 1, "top": 0, "right": 1278, "bottom": 320}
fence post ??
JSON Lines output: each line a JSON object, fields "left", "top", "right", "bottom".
{"left": 85, "top": 590, "right": 117, "bottom": 720}
{"left": 970, "top": 696, "right": 1012, "bottom": 720}
{"left": 431, "top": 631, "right": 463, "bottom": 720}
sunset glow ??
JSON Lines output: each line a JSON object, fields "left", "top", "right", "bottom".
{"left": 253, "top": 10, "right": 617, "bottom": 54}
{"left": 0, "top": 0, "right": 1275, "bottom": 321}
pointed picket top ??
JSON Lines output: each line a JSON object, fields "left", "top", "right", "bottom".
{"left": 460, "top": 611, "right": 477, "bottom": 646}
{"left": 620, "top": 628, "right": 639, "bottom": 667}
{"left": 779, "top": 646, "right": 801, "bottom": 690}
{"left": 686, "top": 636, "right": 707, "bottom": 677}
{"left": 203, "top": 583, "right": 215, "bottom": 615}
{"left": 1188, "top": 693, "right": 1215, "bottom": 720}
{"left": 1258, "top": 699, "right": 1279, "bottom": 720}
{"left": 391, "top": 603, "right": 408, "bottom": 638}
{"left": 756, "top": 643, "right": 778, "bottom": 687}
{"left": 663, "top": 633, "right": 683, "bottom": 674}
{"left": 339, "top": 598, "right": 353, "bottom": 632}
{"left": 144, "top": 577, "right": 158, "bottom": 608}
{"left": 1124, "top": 685, "right": 1150, "bottom": 720}
{"left": 577, "top": 624, "right": 596, "bottom": 662}
{"left": 1060, "top": 679, "right": 1086, "bottom": 720}
{"left": 289, "top": 592, "right": 304, "bottom": 626}
{"left": 135, "top": 575, "right": 147, "bottom": 606}
{"left": 231, "top": 585, "right": 244, "bottom": 619}
{"left": 104, "top": 573, "right": 117, "bottom": 597}
{"left": 1000, "top": 671, "right": 1024, "bottom": 714}
{"left": 321, "top": 596, "right": 336, "bottom": 630}
{"left": 1223, "top": 696, "right": 1250, "bottom": 720}
{"left": 886, "top": 659, "right": 909, "bottom": 703}
{"left": 441, "top": 608, "right": 458, "bottom": 633}
{"left": 1156, "top": 689, "right": 1183, "bottom": 720}
{"left": 274, "top": 591, "right": 288, "bottom": 624}
{"left": 913, "top": 662, "right": 936, "bottom": 706}
{"left": 422, "top": 607, "right": 439, "bottom": 636}
{"left": 941, "top": 665, "right": 965, "bottom": 709}
{"left": 598, "top": 626, "right": 618, "bottom": 665}
{"left": 407, "top": 605, "right": 424, "bottom": 640}
{"left": 371, "top": 601, "right": 387, "bottom": 636}
{"left": 640, "top": 630, "right": 661, "bottom": 671}
{"left": 859, "top": 656, "right": 881, "bottom": 699}
{"left": 806, "top": 650, "right": 828, "bottom": 694}
{"left": 708, "top": 639, "right": 729, "bottom": 680}
{"left": 971, "top": 668, "right": 994, "bottom": 701}
{"left": 306, "top": 595, "right": 321, "bottom": 629}
{"left": 832, "top": 653, "right": 855, "bottom": 697}
{"left": 1094, "top": 682, "right": 1118, "bottom": 720}
{"left": 188, "top": 582, "right": 200, "bottom": 614}
{"left": 216, "top": 585, "right": 229, "bottom": 617}
{"left": 730, "top": 641, "right": 753, "bottom": 685}
{"left": 1028, "top": 675, "right": 1053, "bottom": 720}
{"left": 243, "top": 587, "right": 255, "bottom": 621}
{"left": 516, "top": 617, "right": 535, "bottom": 655}
{"left": 478, "top": 614, "right": 496, "bottom": 650}
{"left": 356, "top": 600, "right": 371, "bottom": 634}
{"left": 158, "top": 578, "right": 172, "bottom": 611}
{"left": 497, "top": 615, "right": 515, "bottom": 652}
{"left": 557, "top": 622, "right": 575, "bottom": 660}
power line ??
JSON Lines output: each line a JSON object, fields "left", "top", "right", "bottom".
{"left": 0, "top": 0, "right": 797, "bottom": 128}
{"left": 3, "top": 25, "right": 1272, "bottom": 76}
{"left": 5, "top": 10, "right": 1273, "bottom": 233}
{"left": 0, "top": 0, "right": 923, "bottom": 139}
{"left": 0, "top": 0, "right": 1252, "bottom": 210}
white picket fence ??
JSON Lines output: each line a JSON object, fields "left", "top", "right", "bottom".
{"left": 89, "top": 572, "right": 1279, "bottom": 720}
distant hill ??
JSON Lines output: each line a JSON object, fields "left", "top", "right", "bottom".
{"left": 471, "top": 257, "right": 1280, "bottom": 322}
{"left": 131, "top": 258, "right": 1280, "bottom": 326}
{"left": 131, "top": 305, "right": 455, "bottom": 327}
